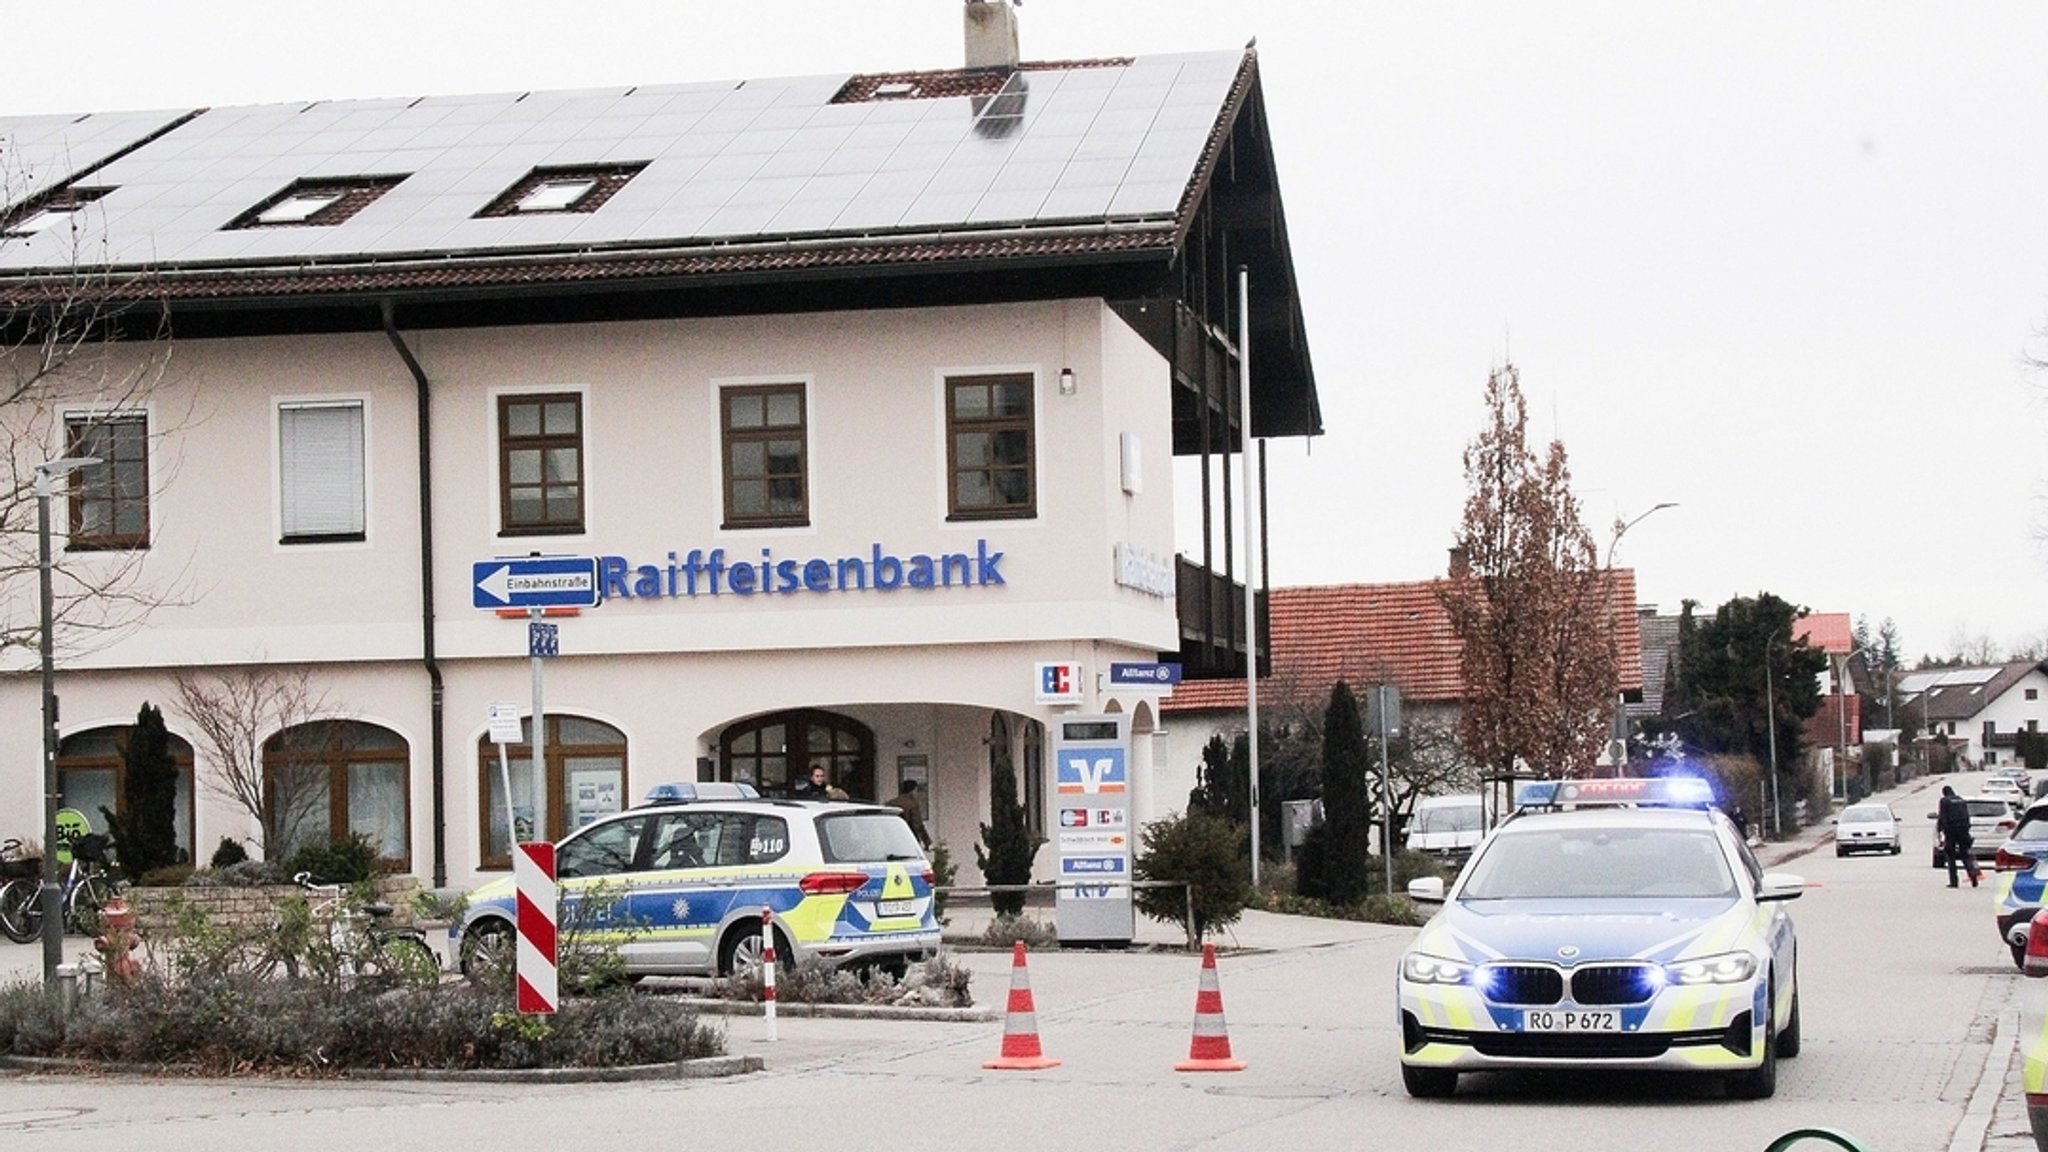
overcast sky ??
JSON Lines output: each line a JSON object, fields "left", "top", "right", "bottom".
{"left": 5, "top": 2, "right": 2044, "bottom": 663}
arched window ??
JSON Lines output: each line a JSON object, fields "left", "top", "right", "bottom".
{"left": 476, "top": 715, "right": 627, "bottom": 869}
{"left": 720, "top": 710, "right": 875, "bottom": 801}
{"left": 58, "top": 726, "right": 196, "bottom": 861}
{"left": 265, "top": 720, "right": 410, "bottom": 868}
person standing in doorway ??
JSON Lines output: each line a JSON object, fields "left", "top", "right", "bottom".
{"left": 887, "top": 780, "right": 931, "bottom": 847}
{"left": 793, "top": 762, "right": 829, "bottom": 799}
{"left": 1938, "top": 785, "right": 1982, "bottom": 888}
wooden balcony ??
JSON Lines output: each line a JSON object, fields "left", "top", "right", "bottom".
{"left": 1169, "top": 557, "right": 1269, "bottom": 680}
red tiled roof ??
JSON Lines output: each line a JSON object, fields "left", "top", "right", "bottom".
{"left": 1794, "top": 613, "right": 1853, "bottom": 655}
{"left": 1802, "top": 693, "right": 1862, "bottom": 749}
{"left": 1163, "top": 570, "right": 1641, "bottom": 714}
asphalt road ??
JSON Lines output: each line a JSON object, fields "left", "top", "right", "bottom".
{"left": 0, "top": 771, "right": 2033, "bottom": 1152}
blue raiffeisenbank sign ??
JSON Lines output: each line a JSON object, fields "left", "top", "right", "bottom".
{"left": 596, "top": 540, "right": 1005, "bottom": 601}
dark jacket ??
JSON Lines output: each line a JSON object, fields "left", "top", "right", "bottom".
{"left": 1938, "top": 794, "right": 1974, "bottom": 842}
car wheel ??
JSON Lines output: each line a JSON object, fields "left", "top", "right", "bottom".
{"left": 1891, "top": 843, "right": 1901, "bottom": 856}
{"left": 459, "top": 919, "right": 514, "bottom": 986}
{"left": 2014, "top": 939, "right": 2029, "bottom": 971}
{"left": 1776, "top": 984, "right": 1801, "bottom": 1059}
{"left": 1727, "top": 992, "right": 1779, "bottom": 1099}
{"left": 1835, "top": 846, "right": 1846, "bottom": 857}
{"left": 719, "top": 919, "right": 795, "bottom": 978}
{"left": 1402, "top": 1063, "right": 1458, "bottom": 1098}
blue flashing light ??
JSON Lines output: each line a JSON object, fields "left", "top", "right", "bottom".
{"left": 1515, "top": 776, "right": 1716, "bottom": 811}
{"left": 643, "top": 782, "right": 698, "bottom": 805}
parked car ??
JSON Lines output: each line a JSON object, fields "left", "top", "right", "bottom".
{"left": 1405, "top": 793, "right": 1490, "bottom": 863}
{"left": 1398, "top": 776, "right": 1802, "bottom": 1100}
{"left": 1831, "top": 802, "right": 1901, "bottom": 856}
{"left": 1931, "top": 796, "right": 2022, "bottom": 868}
{"left": 1994, "top": 801, "right": 2048, "bottom": 968}
{"left": 1984, "top": 777, "right": 2029, "bottom": 805}
{"left": 452, "top": 783, "right": 940, "bottom": 980}
{"left": 2013, "top": 910, "right": 2048, "bottom": 1149}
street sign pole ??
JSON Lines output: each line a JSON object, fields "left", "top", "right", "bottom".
{"left": 530, "top": 607, "right": 548, "bottom": 845}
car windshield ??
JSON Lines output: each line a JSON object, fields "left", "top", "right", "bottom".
{"left": 817, "top": 811, "right": 927, "bottom": 863}
{"left": 1460, "top": 826, "right": 1736, "bottom": 900}
{"left": 1968, "top": 800, "right": 2013, "bottom": 819}
{"left": 1412, "top": 803, "right": 1484, "bottom": 834}
{"left": 2016, "top": 812, "right": 2048, "bottom": 840}
{"left": 1841, "top": 808, "right": 1890, "bottom": 824}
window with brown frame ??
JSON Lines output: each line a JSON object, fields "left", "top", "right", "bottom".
{"left": 945, "top": 373, "right": 1035, "bottom": 520}
{"left": 721, "top": 383, "right": 808, "bottom": 528}
{"left": 476, "top": 715, "right": 628, "bottom": 870}
{"left": 66, "top": 413, "right": 149, "bottom": 550}
{"left": 57, "top": 727, "right": 196, "bottom": 859}
{"left": 264, "top": 720, "right": 412, "bottom": 869}
{"left": 719, "top": 709, "right": 874, "bottom": 801}
{"left": 498, "top": 393, "right": 583, "bottom": 535}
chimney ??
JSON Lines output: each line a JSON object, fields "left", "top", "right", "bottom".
{"left": 964, "top": 0, "right": 1020, "bottom": 70}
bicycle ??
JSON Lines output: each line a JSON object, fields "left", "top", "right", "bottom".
{"left": 0, "top": 834, "right": 116, "bottom": 943}
{"left": 267, "top": 872, "right": 440, "bottom": 987}
{"left": 0, "top": 840, "right": 41, "bottom": 944}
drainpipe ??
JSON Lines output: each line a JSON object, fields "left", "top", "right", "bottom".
{"left": 381, "top": 300, "right": 448, "bottom": 888}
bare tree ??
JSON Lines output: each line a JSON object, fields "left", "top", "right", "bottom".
{"left": 0, "top": 152, "right": 194, "bottom": 659}
{"left": 1440, "top": 363, "right": 1617, "bottom": 779}
{"left": 171, "top": 665, "right": 337, "bottom": 858}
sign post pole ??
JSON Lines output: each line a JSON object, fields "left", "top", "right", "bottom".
{"left": 530, "top": 607, "right": 549, "bottom": 845}
{"left": 487, "top": 703, "right": 524, "bottom": 856}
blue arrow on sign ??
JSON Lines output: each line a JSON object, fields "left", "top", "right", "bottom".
{"left": 472, "top": 556, "right": 601, "bottom": 610}
{"left": 1108, "top": 661, "right": 1182, "bottom": 688}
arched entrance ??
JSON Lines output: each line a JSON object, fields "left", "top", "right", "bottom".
{"left": 57, "top": 725, "right": 196, "bottom": 862}
{"left": 719, "top": 709, "right": 876, "bottom": 800}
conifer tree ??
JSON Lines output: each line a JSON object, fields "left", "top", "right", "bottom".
{"left": 104, "top": 702, "right": 181, "bottom": 879}
{"left": 975, "top": 747, "right": 1038, "bottom": 917}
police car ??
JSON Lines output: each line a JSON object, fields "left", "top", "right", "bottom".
{"left": 1994, "top": 801, "right": 2048, "bottom": 969}
{"left": 1397, "top": 776, "right": 1804, "bottom": 1099}
{"left": 453, "top": 782, "right": 940, "bottom": 980}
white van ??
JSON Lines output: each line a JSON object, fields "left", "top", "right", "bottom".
{"left": 1405, "top": 793, "right": 1488, "bottom": 861}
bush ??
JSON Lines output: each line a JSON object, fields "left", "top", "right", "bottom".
{"left": 283, "top": 831, "right": 379, "bottom": 884}
{"left": 977, "top": 914, "right": 1058, "bottom": 950}
{"left": 1132, "top": 809, "right": 1251, "bottom": 941}
{"left": 209, "top": 837, "right": 250, "bottom": 868}
{"left": 0, "top": 974, "right": 722, "bottom": 1072}
{"left": 927, "top": 839, "right": 958, "bottom": 924}
{"left": 714, "top": 953, "right": 974, "bottom": 1008}
{"left": 184, "top": 859, "right": 290, "bottom": 887}
{"left": 975, "top": 749, "right": 1038, "bottom": 918}
{"left": 137, "top": 864, "right": 194, "bottom": 888}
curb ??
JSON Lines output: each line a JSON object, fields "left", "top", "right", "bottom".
{"left": 669, "top": 997, "right": 996, "bottom": 1023}
{"left": 0, "top": 1052, "right": 764, "bottom": 1084}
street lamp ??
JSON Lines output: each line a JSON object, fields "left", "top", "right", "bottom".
{"left": 36, "top": 454, "right": 97, "bottom": 986}
{"left": 1605, "top": 503, "right": 1677, "bottom": 770}
{"left": 1764, "top": 634, "right": 1780, "bottom": 839}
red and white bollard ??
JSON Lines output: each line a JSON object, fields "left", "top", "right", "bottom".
{"left": 761, "top": 905, "right": 778, "bottom": 1041}
{"left": 514, "top": 841, "right": 558, "bottom": 1015}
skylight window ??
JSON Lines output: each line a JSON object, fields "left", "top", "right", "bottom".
{"left": 228, "top": 176, "right": 405, "bottom": 230}
{"left": 0, "top": 186, "right": 113, "bottom": 238}
{"left": 517, "top": 179, "right": 599, "bottom": 213}
{"left": 476, "top": 165, "right": 645, "bottom": 219}
{"left": 256, "top": 191, "right": 345, "bottom": 224}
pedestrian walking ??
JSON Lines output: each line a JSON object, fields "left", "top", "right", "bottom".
{"left": 887, "top": 779, "right": 931, "bottom": 847}
{"left": 1937, "top": 785, "right": 1982, "bottom": 888}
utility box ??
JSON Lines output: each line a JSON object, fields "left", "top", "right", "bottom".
{"left": 1052, "top": 714, "right": 1133, "bottom": 947}
{"left": 1282, "top": 799, "right": 1323, "bottom": 849}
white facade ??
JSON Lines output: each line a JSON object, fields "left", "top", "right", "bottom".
{"left": 0, "top": 298, "right": 1190, "bottom": 889}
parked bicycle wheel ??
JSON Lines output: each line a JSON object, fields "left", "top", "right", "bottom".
{"left": 67, "top": 873, "right": 115, "bottom": 937}
{"left": 366, "top": 934, "right": 441, "bottom": 987}
{"left": 0, "top": 879, "right": 41, "bottom": 944}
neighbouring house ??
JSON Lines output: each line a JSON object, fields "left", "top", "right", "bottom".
{"left": 1900, "top": 661, "right": 2048, "bottom": 769}
{"left": 1156, "top": 571, "right": 1641, "bottom": 808}
{"left": 0, "top": 4, "right": 1320, "bottom": 889}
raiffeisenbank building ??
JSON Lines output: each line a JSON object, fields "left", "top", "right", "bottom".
{"left": 0, "top": 3, "right": 1318, "bottom": 889}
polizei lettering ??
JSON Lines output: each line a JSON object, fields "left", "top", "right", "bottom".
{"left": 598, "top": 540, "right": 1006, "bottom": 601}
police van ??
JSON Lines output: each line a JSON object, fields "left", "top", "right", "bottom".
{"left": 453, "top": 782, "right": 940, "bottom": 980}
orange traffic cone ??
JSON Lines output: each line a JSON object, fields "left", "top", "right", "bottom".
{"left": 983, "top": 941, "right": 1061, "bottom": 1070}
{"left": 1174, "top": 943, "right": 1246, "bottom": 1072}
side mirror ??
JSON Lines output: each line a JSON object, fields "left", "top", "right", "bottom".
{"left": 1756, "top": 872, "right": 1805, "bottom": 902}
{"left": 1407, "top": 877, "right": 1446, "bottom": 904}
{"left": 1928, "top": 812, "right": 1939, "bottom": 820}
{"left": 1827, "top": 817, "right": 1839, "bottom": 825}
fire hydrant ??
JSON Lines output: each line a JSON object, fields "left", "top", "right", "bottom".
{"left": 94, "top": 895, "right": 142, "bottom": 984}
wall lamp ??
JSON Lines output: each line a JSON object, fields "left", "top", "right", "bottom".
{"left": 1058, "top": 368, "right": 1076, "bottom": 396}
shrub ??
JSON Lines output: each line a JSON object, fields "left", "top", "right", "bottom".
{"left": 283, "top": 831, "right": 379, "bottom": 884}
{"left": 977, "top": 913, "right": 1057, "bottom": 950}
{"left": 138, "top": 864, "right": 194, "bottom": 888}
{"left": 975, "top": 748, "right": 1037, "bottom": 918}
{"left": 714, "top": 953, "right": 974, "bottom": 1008}
{"left": 5, "top": 974, "right": 723, "bottom": 1072}
{"left": 209, "top": 837, "right": 250, "bottom": 868}
{"left": 1132, "top": 809, "right": 1251, "bottom": 941}
{"left": 185, "top": 859, "right": 291, "bottom": 887}
{"left": 927, "top": 839, "right": 958, "bottom": 924}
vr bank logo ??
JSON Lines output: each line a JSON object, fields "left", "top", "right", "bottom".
{"left": 1056, "top": 751, "right": 1126, "bottom": 795}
